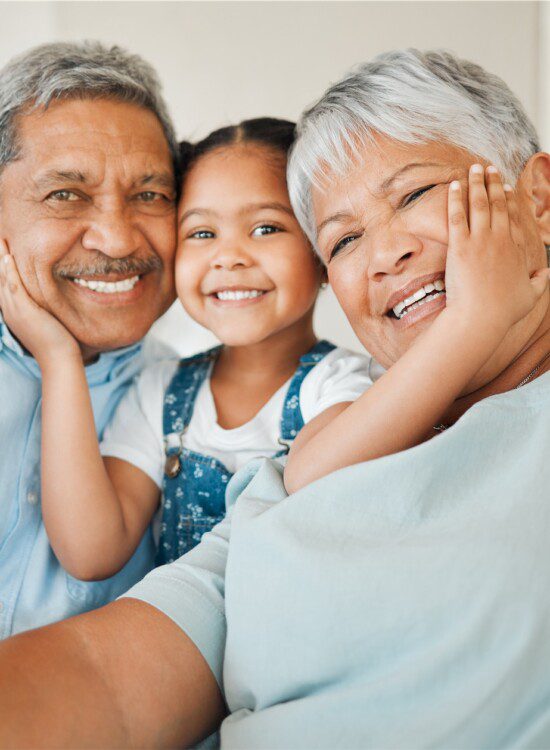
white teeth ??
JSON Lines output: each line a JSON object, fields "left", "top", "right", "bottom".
{"left": 392, "top": 281, "right": 446, "bottom": 319}
{"left": 73, "top": 276, "right": 140, "bottom": 293}
{"left": 215, "top": 289, "right": 264, "bottom": 301}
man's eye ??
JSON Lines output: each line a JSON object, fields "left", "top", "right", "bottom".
{"left": 46, "top": 190, "right": 79, "bottom": 202}
{"left": 188, "top": 230, "right": 214, "bottom": 240}
{"left": 401, "top": 185, "right": 436, "bottom": 207}
{"left": 137, "top": 191, "right": 167, "bottom": 203}
{"left": 329, "top": 234, "right": 360, "bottom": 261}
{"left": 252, "top": 224, "right": 281, "bottom": 237}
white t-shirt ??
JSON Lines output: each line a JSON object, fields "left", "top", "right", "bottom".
{"left": 100, "top": 346, "right": 376, "bottom": 485}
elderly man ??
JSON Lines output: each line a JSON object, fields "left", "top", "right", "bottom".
{"left": 0, "top": 42, "right": 177, "bottom": 637}
{"left": 1, "top": 50, "right": 550, "bottom": 749}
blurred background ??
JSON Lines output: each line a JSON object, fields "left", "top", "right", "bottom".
{"left": 1, "top": 0, "right": 548, "bottom": 356}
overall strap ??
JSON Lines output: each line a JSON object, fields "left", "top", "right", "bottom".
{"left": 278, "top": 339, "right": 336, "bottom": 451}
{"left": 163, "top": 346, "right": 222, "bottom": 458}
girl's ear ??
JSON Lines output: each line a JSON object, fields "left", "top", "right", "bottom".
{"left": 520, "top": 152, "right": 550, "bottom": 244}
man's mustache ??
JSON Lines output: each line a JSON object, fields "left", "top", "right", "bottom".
{"left": 54, "top": 255, "right": 163, "bottom": 278}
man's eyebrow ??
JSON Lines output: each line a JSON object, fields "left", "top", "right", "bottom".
{"left": 133, "top": 172, "right": 175, "bottom": 190}
{"left": 34, "top": 170, "right": 88, "bottom": 187}
{"left": 379, "top": 162, "right": 443, "bottom": 193}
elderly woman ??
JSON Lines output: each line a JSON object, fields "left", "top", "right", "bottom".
{"left": 1, "top": 50, "right": 549, "bottom": 749}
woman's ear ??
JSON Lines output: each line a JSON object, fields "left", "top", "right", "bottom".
{"left": 520, "top": 152, "right": 550, "bottom": 243}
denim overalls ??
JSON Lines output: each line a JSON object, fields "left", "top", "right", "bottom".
{"left": 156, "top": 340, "right": 336, "bottom": 565}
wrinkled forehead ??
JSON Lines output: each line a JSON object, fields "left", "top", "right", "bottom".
{"left": 6, "top": 98, "right": 175, "bottom": 187}
{"left": 311, "top": 136, "right": 472, "bottom": 231}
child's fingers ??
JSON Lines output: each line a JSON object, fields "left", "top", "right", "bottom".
{"left": 447, "top": 180, "right": 468, "bottom": 244}
{"left": 468, "top": 163, "right": 490, "bottom": 234}
{"left": 485, "top": 166, "right": 509, "bottom": 232}
{"left": 2, "top": 254, "right": 21, "bottom": 295}
{"left": 529, "top": 267, "right": 550, "bottom": 301}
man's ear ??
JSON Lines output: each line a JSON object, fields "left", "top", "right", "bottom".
{"left": 519, "top": 152, "right": 550, "bottom": 244}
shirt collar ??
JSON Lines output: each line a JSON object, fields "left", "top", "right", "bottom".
{"left": 0, "top": 312, "right": 142, "bottom": 381}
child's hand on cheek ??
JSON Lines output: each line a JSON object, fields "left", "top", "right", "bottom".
{"left": 443, "top": 163, "right": 550, "bottom": 341}
{"left": 0, "top": 239, "right": 80, "bottom": 367}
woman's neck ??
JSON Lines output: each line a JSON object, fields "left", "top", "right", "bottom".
{"left": 442, "top": 300, "right": 550, "bottom": 426}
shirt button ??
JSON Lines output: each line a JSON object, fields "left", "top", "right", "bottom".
{"left": 27, "top": 491, "right": 38, "bottom": 505}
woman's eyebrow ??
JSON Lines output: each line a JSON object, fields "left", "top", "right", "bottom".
{"left": 316, "top": 211, "right": 354, "bottom": 241}
{"left": 379, "top": 162, "right": 443, "bottom": 193}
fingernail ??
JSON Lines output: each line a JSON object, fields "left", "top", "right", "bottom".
{"left": 486, "top": 165, "right": 499, "bottom": 174}
{"left": 503, "top": 184, "right": 513, "bottom": 192}
{"left": 450, "top": 181, "right": 461, "bottom": 190}
{"left": 470, "top": 164, "right": 484, "bottom": 174}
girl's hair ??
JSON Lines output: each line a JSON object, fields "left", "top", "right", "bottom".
{"left": 179, "top": 117, "right": 296, "bottom": 177}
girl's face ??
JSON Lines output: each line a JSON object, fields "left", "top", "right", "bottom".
{"left": 176, "top": 144, "right": 323, "bottom": 346}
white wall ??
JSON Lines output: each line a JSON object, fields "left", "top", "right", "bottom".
{"left": 539, "top": 0, "right": 550, "bottom": 151}
{"left": 0, "top": 0, "right": 542, "bottom": 355}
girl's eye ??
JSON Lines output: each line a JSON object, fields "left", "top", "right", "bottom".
{"left": 46, "top": 190, "right": 79, "bottom": 202}
{"left": 189, "top": 230, "right": 214, "bottom": 240}
{"left": 401, "top": 184, "right": 436, "bottom": 208}
{"left": 329, "top": 234, "right": 361, "bottom": 261}
{"left": 251, "top": 224, "right": 281, "bottom": 237}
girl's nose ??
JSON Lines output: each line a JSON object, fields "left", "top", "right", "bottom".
{"left": 210, "top": 243, "right": 253, "bottom": 270}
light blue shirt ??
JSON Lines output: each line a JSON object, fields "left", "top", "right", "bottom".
{"left": 0, "top": 316, "right": 156, "bottom": 637}
{"left": 126, "top": 371, "right": 550, "bottom": 749}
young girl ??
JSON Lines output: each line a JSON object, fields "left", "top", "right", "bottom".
{"left": 0, "top": 118, "right": 374, "bottom": 578}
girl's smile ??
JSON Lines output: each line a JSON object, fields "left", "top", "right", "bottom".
{"left": 176, "top": 143, "right": 323, "bottom": 347}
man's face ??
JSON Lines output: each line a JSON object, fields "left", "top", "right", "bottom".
{"left": 0, "top": 98, "right": 177, "bottom": 360}
{"left": 312, "top": 136, "right": 549, "bottom": 369}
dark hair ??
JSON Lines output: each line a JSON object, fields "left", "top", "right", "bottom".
{"left": 179, "top": 117, "right": 296, "bottom": 178}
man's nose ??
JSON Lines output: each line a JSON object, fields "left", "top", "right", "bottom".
{"left": 81, "top": 207, "right": 142, "bottom": 258}
{"left": 367, "top": 227, "right": 423, "bottom": 280}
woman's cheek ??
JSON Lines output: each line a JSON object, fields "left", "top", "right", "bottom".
{"left": 403, "top": 191, "right": 449, "bottom": 244}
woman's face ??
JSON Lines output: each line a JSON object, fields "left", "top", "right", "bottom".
{"left": 312, "top": 136, "right": 547, "bottom": 369}
{"left": 176, "top": 144, "right": 322, "bottom": 347}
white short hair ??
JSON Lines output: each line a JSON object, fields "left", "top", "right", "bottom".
{"left": 288, "top": 49, "right": 540, "bottom": 247}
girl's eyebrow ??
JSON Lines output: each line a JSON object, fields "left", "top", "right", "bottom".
{"left": 179, "top": 208, "right": 214, "bottom": 225}
{"left": 180, "top": 202, "right": 294, "bottom": 226}
{"left": 237, "top": 202, "right": 294, "bottom": 216}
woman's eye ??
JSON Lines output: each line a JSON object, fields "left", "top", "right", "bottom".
{"left": 330, "top": 234, "right": 360, "bottom": 261}
{"left": 401, "top": 185, "right": 436, "bottom": 208}
{"left": 252, "top": 224, "right": 281, "bottom": 237}
{"left": 46, "top": 190, "right": 79, "bottom": 202}
{"left": 188, "top": 230, "right": 214, "bottom": 240}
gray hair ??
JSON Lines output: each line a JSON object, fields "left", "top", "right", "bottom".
{"left": 288, "top": 49, "right": 540, "bottom": 246}
{"left": 0, "top": 40, "right": 178, "bottom": 173}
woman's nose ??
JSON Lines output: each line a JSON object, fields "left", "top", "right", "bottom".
{"left": 367, "top": 228, "right": 423, "bottom": 280}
